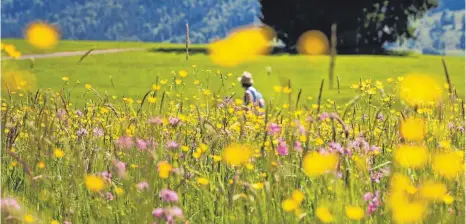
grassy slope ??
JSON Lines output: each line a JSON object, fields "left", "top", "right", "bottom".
{"left": 2, "top": 40, "right": 464, "bottom": 105}
{"left": 1, "top": 38, "right": 162, "bottom": 54}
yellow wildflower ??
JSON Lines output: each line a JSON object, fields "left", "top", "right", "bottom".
{"left": 443, "top": 195, "right": 454, "bottom": 204}
{"left": 212, "top": 155, "right": 222, "bottom": 162}
{"left": 316, "top": 207, "right": 334, "bottom": 223}
{"left": 85, "top": 175, "right": 105, "bottom": 192}
{"left": 274, "top": 86, "right": 282, "bottom": 93}
{"left": 158, "top": 161, "right": 172, "bottom": 179}
{"left": 179, "top": 70, "right": 188, "bottom": 78}
{"left": 203, "top": 89, "right": 211, "bottom": 96}
{"left": 197, "top": 177, "right": 209, "bottom": 186}
{"left": 291, "top": 190, "right": 304, "bottom": 204}
{"left": 53, "top": 148, "right": 65, "bottom": 158}
{"left": 315, "top": 138, "right": 324, "bottom": 146}
{"left": 115, "top": 187, "right": 125, "bottom": 196}
{"left": 345, "top": 206, "right": 364, "bottom": 220}
{"left": 439, "top": 140, "right": 451, "bottom": 149}
{"left": 251, "top": 182, "right": 264, "bottom": 190}
{"left": 282, "top": 199, "right": 298, "bottom": 212}
{"left": 283, "top": 86, "right": 292, "bottom": 94}
{"left": 24, "top": 214, "right": 35, "bottom": 223}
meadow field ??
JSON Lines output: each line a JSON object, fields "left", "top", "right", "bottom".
{"left": 2, "top": 38, "right": 465, "bottom": 103}
{"left": 1, "top": 37, "right": 465, "bottom": 224}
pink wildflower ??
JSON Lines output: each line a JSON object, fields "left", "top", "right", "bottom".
{"left": 0, "top": 197, "right": 20, "bottom": 211}
{"left": 105, "top": 192, "right": 114, "bottom": 201}
{"left": 148, "top": 116, "right": 163, "bottom": 125}
{"left": 100, "top": 171, "right": 112, "bottom": 182}
{"left": 136, "top": 138, "right": 148, "bottom": 151}
{"left": 169, "top": 117, "right": 180, "bottom": 126}
{"left": 267, "top": 123, "right": 281, "bottom": 135}
{"left": 277, "top": 139, "right": 288, "bottom": 156}
{"left": 93, "top": 128, "right": 104, "bottom": 137}
{"left": 159, "top": 189, "right": 179, "bottom": 203}
{"left": 294, "top": 141, "right": 302, "bottom": 153}
{"left": 166, "top": 141, "right": 179, "bottom": 149}
{"left": 152, "top": 208, "right": 164, "bottom": 218}
{"left": 364, "top": 191, "right": 380, "bottom": 215}
{"left": 117, "top": 136, "right": 134, "bottom": 149}
{"left": 137, "top": 181, "right": 149, "bottom": 191}
{"left": 319, "top": 113, "right": 329, "bottom": 121}
{"left": 112, "top": 160, "right": 127, "bottom": 179}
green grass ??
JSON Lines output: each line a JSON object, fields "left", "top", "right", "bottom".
{"left": 2, "top": 40, "right": 465, "bottom": 105}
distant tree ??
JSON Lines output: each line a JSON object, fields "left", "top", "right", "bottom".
{"left": 430, "top": 21, "right": 446, "bottom": 52}
{"left": 459, "top": 15, "right": 465, "bottom": 49}
{"left": 260, "top": 0, "right": 439, "bottom": 54}
{"left": 440, "top": 9, "right": 455, "bottom": 28}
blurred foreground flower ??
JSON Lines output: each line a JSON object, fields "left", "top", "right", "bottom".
{"left": 432, "top": 151, "right": 464, "bottom": 179}
{"left": 390, "top": 198, "right": 426, "bottom": 223}
{"left": 400, "top": 117, "right": 426, "bottom": 141}
{"left": 399, "top": 74, "right": 442, "bottom": 107}
{"left": 25, "top": 21, "right": 60, "bottom": 49}
{"left": 393, "top": 145, "right": 428, "bottom": 169}
{"left": 1, "top": 43, "right": 22, "bottom": 58}
{"left": 223, "top": 144, "right": 252, "bottom": 166}
{"left": 297, "top": 30, "right": 329, "bottom": 55}
{"left": 302, "top": 152, "right": 338, "bottom": 177}
{"left": 1, "top": 68, "right": 36, "bottom": 92}
{"left": 208, "top": 26, "right": 275, "bottom": 67}
{"left": 418, "top": 181, "right": 447, "bottom": 201}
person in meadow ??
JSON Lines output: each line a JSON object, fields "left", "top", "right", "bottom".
{"left": 238, "top": 71, "right": 265, "bottom": 111}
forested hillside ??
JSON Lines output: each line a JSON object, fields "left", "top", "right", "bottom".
{"left": 1, "top": 0, "right": 260, "bottom": 43}
{"left": 1, "top": 0, "right": 464, "bottom": 54}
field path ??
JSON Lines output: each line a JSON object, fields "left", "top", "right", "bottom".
{"left": 5, "top": 48, "right": 144, "bottom": 60}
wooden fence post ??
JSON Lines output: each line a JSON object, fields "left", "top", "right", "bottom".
{"left": 186, "top": 23, "right": 190, "bottom": 60}
{"left": 329, "top": 23, "right": 337, "bottom": 89}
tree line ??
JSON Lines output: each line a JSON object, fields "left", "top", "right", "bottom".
{"left": 1, "top": 0, "right": 463, "bottom": 54}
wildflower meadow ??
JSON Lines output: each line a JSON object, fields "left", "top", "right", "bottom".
{"left": 1, "top": 22, "right": 465, "bottom": 224}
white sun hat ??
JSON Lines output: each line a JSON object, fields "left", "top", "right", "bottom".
{"left": 237, "top": 71, "right": 254, "bottom": 85}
